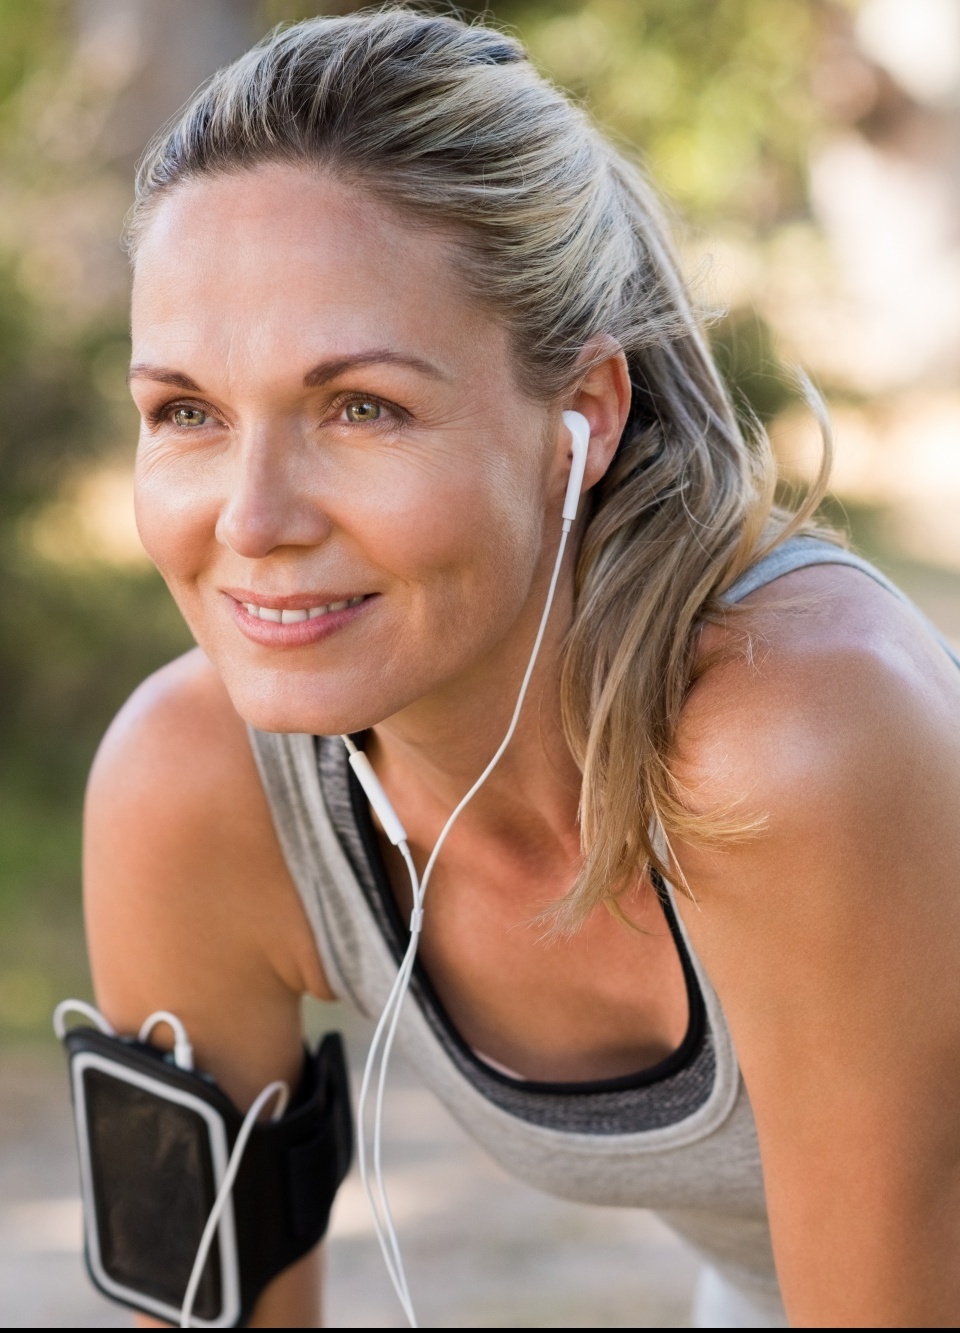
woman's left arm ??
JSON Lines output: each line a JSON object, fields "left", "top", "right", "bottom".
{"left": 674, "top": 569, "right": 960, "bottom": 1327}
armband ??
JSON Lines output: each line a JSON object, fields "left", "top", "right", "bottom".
{"left": 59, "top": 1018, "right": 352, "bottom": 1328}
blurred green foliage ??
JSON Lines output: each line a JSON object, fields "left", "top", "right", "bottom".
{"left": 0, "top": 0, "right": 838, "bottom": 1039}
{"left": 0, "top": 0, "right": 60, "bottom": 107}
{"left": 0, "top": 4, "right": 194, "bottom": 1037}
{"left": 0, "top": 260, "right": 189, "bottom": 796}
{"left": 505, "top": 0, "right": 819, "bottom": 226}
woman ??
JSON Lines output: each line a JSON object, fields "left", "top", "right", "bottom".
{"left": 85, "top": 9, "right": 960, "bottom": 1327}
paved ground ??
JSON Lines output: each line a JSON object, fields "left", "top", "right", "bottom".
{"left": 0, "top": 1007, "right": 700, "bottom": 1328}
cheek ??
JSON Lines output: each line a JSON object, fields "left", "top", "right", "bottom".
{"left": 133, "top": 447, "right": 216, "bottom": 591}
{"left": 343, "top": 438, "right": 543, "bottom": 619}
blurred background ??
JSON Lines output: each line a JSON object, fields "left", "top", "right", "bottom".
{"left": 1, "top": 0, "right": 958, "bottom": 1326}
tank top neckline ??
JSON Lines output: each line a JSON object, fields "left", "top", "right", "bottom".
{"left": 318, "top": 733, "right": 709, "bottom": 1098}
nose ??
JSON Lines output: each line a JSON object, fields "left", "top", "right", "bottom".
{"left": 215, "top": 424, "right": 332, "bottom": 558}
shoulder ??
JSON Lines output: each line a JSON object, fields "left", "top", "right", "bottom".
{"left": 669, "top": 557, "right": 960, "bottom": 1091}
{"left": 674, "top": 559, "right": 960, "bottom": 841}
{"left": 87, "top": 648, "right": 275, "bottom": 895}
{"left": 670, "top": 557, "right": 960, "bottom": 1015}
{"left": 86, "top": 648, "right": 332, "bottom": 1009}
{"left": 90, "top": 644, "right": 246, "bottom": 793}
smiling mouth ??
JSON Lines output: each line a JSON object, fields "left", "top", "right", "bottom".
{"left": 240, "top": 595, "right": 368, "bottom": 623}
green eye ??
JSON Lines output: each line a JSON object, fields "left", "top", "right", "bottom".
{"left": 172, "top": 406, "right": 209, "bottom": 428}
{"left": 344, "top": 400, "right": 382, "bottom": 423}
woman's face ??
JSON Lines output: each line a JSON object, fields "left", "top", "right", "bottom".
{"left": 130, "top": 164, "right": 574, "bottom": 734}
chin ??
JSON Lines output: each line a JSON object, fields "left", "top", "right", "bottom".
{"left": 221, "top": 665, "right": 402, "bottom": 738}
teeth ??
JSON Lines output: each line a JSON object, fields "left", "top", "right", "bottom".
{"left": 243, "top": 595, "right": 366, "bottom": 621}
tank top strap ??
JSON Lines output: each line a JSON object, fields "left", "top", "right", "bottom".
{"left": 724, "top": 534, "right": 960, "bottom": 669}
{"left": 724, "top": 535, "right": 902, "bottom": 604}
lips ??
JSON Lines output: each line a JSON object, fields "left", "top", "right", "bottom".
{"left": 225, "top": 590, "right": 375, "bottom": 646}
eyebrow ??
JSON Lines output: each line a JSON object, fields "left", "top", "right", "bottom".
{"left": 127, "top": 350, "right": 446, "bottom": 391}
{"left": 304, "top": 350, "right": 446, "bottom": 387}
{"left": 127, "top": 366, "right": 201, "bottom": 389}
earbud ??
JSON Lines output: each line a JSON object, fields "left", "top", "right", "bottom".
{"left": 560, "top": 410, "right": 590, "bottom": 527}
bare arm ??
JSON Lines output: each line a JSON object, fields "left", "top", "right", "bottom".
{"left": 673, "top": 566, "right": 960, "bottom": 1326}
{"left": 84, "top": 648, "right": 335, "bottom": 1328}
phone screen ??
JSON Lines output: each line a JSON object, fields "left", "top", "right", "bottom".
{"left": 82, "top": 1065, "right": 224, "bottom": 1321}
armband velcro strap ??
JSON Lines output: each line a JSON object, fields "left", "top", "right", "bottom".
{"left": 61, "top": 1026, "right": 352, "bottom": 1328}
{"left": 229, "top": 1035, "right": 352, "bottom": 1301}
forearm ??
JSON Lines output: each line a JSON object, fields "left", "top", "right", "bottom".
{"left": 133, "top": 1245, "right": 325, "bottom": 1329}
{"left": 248, "top": 1247, "right": 325, "bottom": 1329}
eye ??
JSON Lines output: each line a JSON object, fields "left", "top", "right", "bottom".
{"left": 343, "top": 399, "right": 383, "bottom": 424}
{"left": 171, "top": 406, "right": 210, "bottom": 429}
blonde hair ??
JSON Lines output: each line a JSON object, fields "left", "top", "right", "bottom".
{"left": 129, "top": 8, "right": 832, "bottom": 923}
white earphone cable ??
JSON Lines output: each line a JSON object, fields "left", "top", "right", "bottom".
{"left": 349, "top": 519, "right": 573, "bottom": 1327}
{"left": 180, "top": 1078, "right": 290, "bottom": 1328}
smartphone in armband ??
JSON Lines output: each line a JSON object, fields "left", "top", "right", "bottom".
{"left": 59, "top": 1014, "right": 352, "bottom": 1328}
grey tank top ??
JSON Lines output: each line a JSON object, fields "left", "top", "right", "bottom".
{"left": 248, "top": 536, "right": 960, "bottom": 1320}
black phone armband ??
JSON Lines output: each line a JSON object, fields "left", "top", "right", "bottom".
{"left": 61, "top": 1022, "right": 352, "bottom": 1328}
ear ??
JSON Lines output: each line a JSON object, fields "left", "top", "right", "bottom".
{"left": 560, "top": 337, "right": 632, "bottom": 497}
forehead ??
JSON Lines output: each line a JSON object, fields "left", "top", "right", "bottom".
{"left": 130, "top": 164, "right": 499, "bottom": 376}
